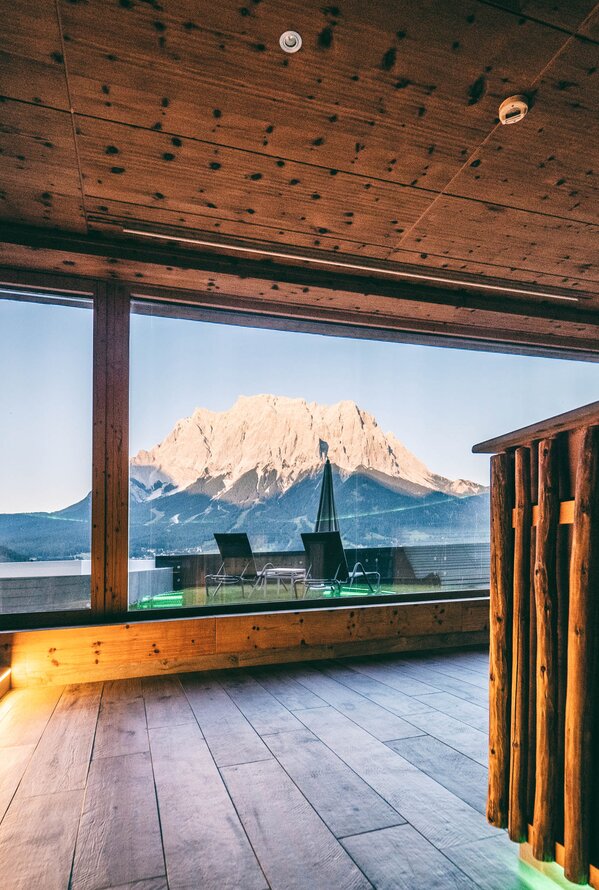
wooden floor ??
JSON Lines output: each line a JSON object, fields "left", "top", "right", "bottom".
{"left": 0, "top": 648, "right": 536, "bottom": 890}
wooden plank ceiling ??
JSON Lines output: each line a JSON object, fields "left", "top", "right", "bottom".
{"left": 0, "top": 0, "right": 598, "bottom": 352}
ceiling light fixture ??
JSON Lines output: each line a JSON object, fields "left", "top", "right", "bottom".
{"left": 279, "top": 30, "right": 302, "bottom": 53}
{"left": 498, "top": 95, "right": 529, "bottom": 125}
{"left": 121, "top": 227, "right": 580, "bottom": 302}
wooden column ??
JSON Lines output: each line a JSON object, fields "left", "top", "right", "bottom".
{"left": 487, "top": 451, "right": 514, "bottom": 828}
{"left": 564, "top": 425, "right": 599, "bottom": 884}
{"left": 527, "top": 522, "right": 537, "bottom": 824}
{"left": 91, "top": 283, "right": 130, "bottom": 616}
{"left": 91, "top": 283, "right": 108, "bottom": 615}
{"left": 533, "top": 438, "right": 559, "bottom": 861}
{"left": 509, "top": 446, "right": 531, "bottom": 842}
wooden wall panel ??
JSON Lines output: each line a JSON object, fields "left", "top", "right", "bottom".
{"left": 85, "top": 197, "right": 395, "bottom": 261}
{"left": 74, "top": 115, "right": 432, "bottom": 247}
{"left": 6, "top": 599, "right": 489, "bottom": 687}
{"left": 393, "top": 194, "right": 599, "bottom": 287}
{"left": 579, "top": 7, "right": 599, "bottom": 41}
{"left": 215, "top": 600, "right": 484, "bottom": 654}
{"left": 0, "top": 101, "right": 85, "bottom": 231}
{"left": 0, "top": 0, "right": 597, "bottom": 315}
{"left": 447, "top": 38, "right": 599, "bottom": 226}
{"left": 59, "top": 0, "right": 568, "bottom": 189}
{"left": 503, "top": 2, "right": 599, "bottom": 31}
{"left": 0, "top": 0, "right": 70, "bottom": 109}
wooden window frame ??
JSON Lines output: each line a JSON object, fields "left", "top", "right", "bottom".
{"left": 5, "top": 267, "right": 564, "bottom": 632}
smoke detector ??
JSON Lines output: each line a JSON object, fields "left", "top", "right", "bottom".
{"left": 498, "top": 95, "right": 529, "bottom": 125}
{"left": 279, "top": 30, "right": 302, "bottom": 53}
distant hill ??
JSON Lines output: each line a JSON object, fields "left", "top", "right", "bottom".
{"left": 0, "top": 544, "right": 26, "bottom": 562}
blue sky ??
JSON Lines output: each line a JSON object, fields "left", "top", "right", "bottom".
{"left": 2, "top": 296, "right": 599, "bottom": 512}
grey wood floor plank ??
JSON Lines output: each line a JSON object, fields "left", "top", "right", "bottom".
{"left": 401, "top": 709, "right": 488, "bottom": 765}
{"left": 410, "top": 656, "right": 488, "bottom": 689}
{"left": 71, "top": 752, "right": 165, "bottom": 890}
{"left": 377, "top": 659, "right": 489, "bottom": 706}
{"left": 149, "top": 721, "right": 267, "bottom": 890}
{"left": 387, "top": 734, "right": 487, "bottom": 814}
{"left": 443, "top": 833, "right": 531, "bottom": 889}
{"left": 250, "top": 667, "right": 327, "bottom": 710}
{"left": 0, "top": 686, "right": 63, "bottom": 748}
{"left": 413, "top": 690, "right": 489, "bottom": 729}
{"left": 341, "top": 823, "right": 479, "bottom": 890}
{"left": 181, "top": 674, "right": 271, "bottom": 767}
{"left": 430, "top": 651, "right": 490, "bottom": 676}
{"left": 297, "top": 705, "right": 499, "bottom": 849}
{"left": 221, "top": 758, "right": 372, "bottom": 890}
{"left": 92, "top": 697, "right": 149, "bottom": 760}
{"left": 0, "top": 744, "right": 35, "bottom": 821}
{"left": 218, "top": 671, "right": 305, "bottom": 736}
{"left": 343, "top": 659, "right": 440, "bottom": 696}
{"left": 322, "top": 662, "right": 434, "bottom": 717}
{"left": 101, "top": 879, "right": 168, "bottom": 890}
{"left": 263, "top": 726, "right": 404, "bottom": 838}
{"left": 142, "top": 676, "right": 195, "bottom": 729}
{"left": 0, "top": 788, "right": 84, "bottom": 890}
{"left": 17, "top": 682, "right": 102, "bottom": 797}
{"left": 102, "top": 678, "right": 143, "bottom": 703}
{"left": 292, "top": 667, "right": 423, "bottom": 741}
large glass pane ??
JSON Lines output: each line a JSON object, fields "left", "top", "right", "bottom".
{"left": 0, "top": 290, "right": 93, "bottom": 614}
{"left": 128, "top": 301, "right": 599, "bottom": 611}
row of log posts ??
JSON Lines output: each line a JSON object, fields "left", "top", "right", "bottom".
{"left": 486, "top": 425, "right": 599, "bottom": 885}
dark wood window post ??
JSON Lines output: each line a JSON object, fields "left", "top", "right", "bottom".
{"left": 92, "top": 282, "right": 130, "bottom": 616}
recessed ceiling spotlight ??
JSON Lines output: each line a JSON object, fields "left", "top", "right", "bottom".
{"left": 498, "top": 95, "right": 529, "bottom": 125}
{"left": 279, "top": 30, "right": 302, "bottom": 53}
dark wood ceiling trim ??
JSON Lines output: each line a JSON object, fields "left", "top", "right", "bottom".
{"left": 1, "top": 254, "right": 598, "bottom": 360}
{"left": 1, "top": 223, "right": 597, "bottom": 325}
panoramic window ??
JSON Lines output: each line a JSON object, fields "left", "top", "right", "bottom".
{"left": 128, "top": 301, "right": 599, "bottom": 612}
{"left": 0, "top": 290, "right": 93, "bottom": 614}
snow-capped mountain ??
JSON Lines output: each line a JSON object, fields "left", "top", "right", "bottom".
{"left": 0, "top": 395, "right": 490, "bottom": 560}
{"left": 130, "top": 394, "right": 486, "bottom": 503}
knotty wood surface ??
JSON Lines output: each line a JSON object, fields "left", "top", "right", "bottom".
{"left": 2, "top": 0, "right": 599, "bottom": 330}
{"left": 564, "top": 425, "right": 599, "bottom": 884}
{"left": 6, "top": 599, "right": 489, "bottom": 687}
{"left": 487, "top": 452, "right": 513, "bottom": 828}
{"left": 0, "top": 646, "right": 543, "bottom": 890}
{"left": 532, "top": 439, "right": 560, "bottom": 861}
{"left": 509, "top": 447, "right": 531, "bottom": 843}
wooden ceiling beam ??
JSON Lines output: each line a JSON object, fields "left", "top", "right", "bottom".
{"left": 2, "top": 222, "right": 599, "bottom": 324}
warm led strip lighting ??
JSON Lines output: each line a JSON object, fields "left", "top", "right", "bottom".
{"left": 122, "top": 227, "right": 580, "bottom": 302}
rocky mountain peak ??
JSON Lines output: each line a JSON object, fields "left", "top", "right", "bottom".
{"left": 130, "top": 393, "right": 486, "bottom": 501}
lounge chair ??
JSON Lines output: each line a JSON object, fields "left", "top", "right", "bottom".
{"left": 205, "top": 533, "right": 304, "bottom": 599}
{"left": 298, "top": 531, "right": 381, "bottom": 597}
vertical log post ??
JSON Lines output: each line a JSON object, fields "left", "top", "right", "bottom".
{"left": 533, "top": 438, "right": 560, "bottom": 861}
{"left": 555, "top": 437, "right": 572, "bottom": 845}
{"left": 509, "top": 446, "right": 531, "bottom": 842}
{"left": 487, "top": 451, "right": 514, "bottom": 828}
{"left": 564, "top": 425, "right": 599, "bottom": 884}
{"left": 527, "top": 521, "right": 537, "bottom": 824}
